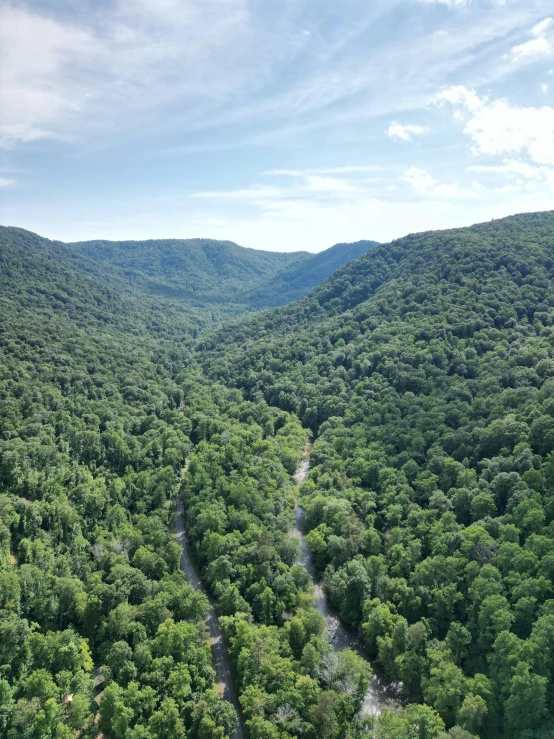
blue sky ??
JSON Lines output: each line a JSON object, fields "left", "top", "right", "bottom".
{"left": 1, "top": 0, "right": 553, "bottom": 252}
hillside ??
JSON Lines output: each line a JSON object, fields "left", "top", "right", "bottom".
{"left": 70, "top": 235, "right": 376, "bottom": 308}
{"left": 198, "top": 211, "right": 554, "bottom": 737}
{"left": 0, "top": 224, "right": 386, "bottom": 739}
{"left": 70, "top": 236, "right": 305, "bottom": 305}
{"left": 0, "top": 226, "right": 237, "bottom": 337}
{"left": 3, "top": 212, "right": 554, "bottom": 739}
{"left": 244, "top": 239, "right": 378, "bottom": 308}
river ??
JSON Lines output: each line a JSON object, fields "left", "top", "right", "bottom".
{"left": 290, "top": 446, "right": 401, "bottom": 717}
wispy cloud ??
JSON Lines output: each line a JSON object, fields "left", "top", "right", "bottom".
{"left": 3, "top": 0, "right": 554, "bottom": 251}
{"left": 0, "top": 0, "right": 549, "bottom": 151}
{"left": 468, "top": 159, "right": 548, "bottom": 180}
{"left": 418, "top": 0, "right": 470, "bottom": 6}
{"left": 532, "top": 17, "right": 553, "bottom": 37}
{"left": 266, "top": 166, "right": 382, "bottom": 176}
{"left": 510, "top": 36, "right": 551, "bottom": 61}
{"left": 0, "top": 177, "right": 14, "bottom": 188}
{"left": 402, "top": 167, "right": 476, "bottom": 198}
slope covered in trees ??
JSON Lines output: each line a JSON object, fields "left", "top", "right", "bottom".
{"left": 198, "top": 211, "right": 554, "bottom": 737}
{"left": 70, "top": 236, "right": 305, "bottom": 307}
{"left": 0, "top": 227, "right": 245, "bottom": 737}
{"left": 243, "top": 240, "right": 378, "bottom": 308}
{"left": 70, "top": 236, "right": 376, "bottom": 309}
{"left": 2, "top": 211, "right": 554, "bottom": 739}
{"left": 0, "top": 224, "right": 394, "bottom": 738}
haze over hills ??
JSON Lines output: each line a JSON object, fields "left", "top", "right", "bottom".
{"left": 2, "top": 211, "right": 554, "bottom": 739}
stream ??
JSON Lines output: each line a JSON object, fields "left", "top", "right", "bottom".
{"left": 290, "top": 447, "right": 401, "bottom": 717}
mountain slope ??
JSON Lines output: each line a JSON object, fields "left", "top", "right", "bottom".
{"left": 197, "top": 211, "right": 554, "bottom": 737}
{"left": 0, "top": 223, "right": 385, "bottom": 739}
{"left": 70, "top": 236, "right": 307, "bottom": 305}
{"left": 70, "top": 235, "right": 377, "bottom": 308}
{"left": 244, "top": 238, "right": 378, "bottom": 307}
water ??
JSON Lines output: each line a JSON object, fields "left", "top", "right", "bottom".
{"left": 290, "top": 447, "right": 401, "bottom": 717}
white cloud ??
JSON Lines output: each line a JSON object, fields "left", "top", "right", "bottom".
{"left": 507, "top": 16, "right": 553, "bottom": 62}
{"left": 402, "top": 167, "right": 437, "bottom": 192}
{"left": 438, "top": 85, "right": 554, "bottom": 165}
{"left": 0, "top": 5, "right": 102, "bottom": 147}
{"left": 533, "top": 18, "right": 553, "bottom": 37}
{"left": 402, "top": 167, "right": 476, "bottom": 198}
{"left": 0, "top": 0, "right": 548, "bottom": 153}
{"left": 510, "top": 36, "right": 551, "bottom": 61}
{"left": 437, "top": 85, "right": 484, "bottom": 113}
{"left": 387, "top": 122, "right": 426, "bottom": 141}
{"left": 0, "top": 0, "right": 259, "bottom": 147}
{"left": 468, "top": 159, "right": 548, "bottom": 180}
{"left": 266, "top": 166, "right": 381, "bottom": 176}
{"left": 0, "top": 177, "right": 14, "bottom": 188}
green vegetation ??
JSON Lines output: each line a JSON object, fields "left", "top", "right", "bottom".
{"left": 200, "top": 211, "right": 554, "bottom": 737}
{"left": 70, "top": 236, "right": 375, "bottom": 309}
{"left": 0, "top": 227, "right": 241, "bottom": 738}
{"left": 70, "top": 236, "right": 306, "bottom": 307}
{"left": 243, "top": 240, "right": 378, "bottom": 308}
{"left": 2, "top": 211, "right": 554, "bottom": 738}
{"left": 181, "top": 388, "right": 377, "bottom": 738}
{"left": 0, "top": 225, "right": 378, "bottom": 738}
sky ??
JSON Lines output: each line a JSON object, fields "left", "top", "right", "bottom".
{"left": 1, "top": 0, "right": 554, "bottom": 252}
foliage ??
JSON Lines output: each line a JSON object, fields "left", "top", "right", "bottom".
{"left": 71, "top": 235, "right": 375, "bottom": 309}
{"left": 5, "top": 211, "right": 554, "bottom": 737}
{"left": 199, "top": 211, "right": 554, "bottom": 737}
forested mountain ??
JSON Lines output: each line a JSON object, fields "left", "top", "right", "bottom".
{"left": 244, "top": 240, "right": 378, "bottom": 308}
{"left": 70, "top": 235, "right": 376, "bottom": 308}
{"left": 70, "top": 236, "right": 305, "bottom": 306}
{"left": 0, "top": 224, "right": 382, "bottom": 739}
{"left": 2, "top": 211, "right": 554, "bottom": 739}
{"left": 197, "top": 211, "right": 554, "bottom": 737}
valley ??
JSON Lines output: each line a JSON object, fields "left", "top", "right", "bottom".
{"left": 1, "top": 212, "right": 554, "bottom": 739}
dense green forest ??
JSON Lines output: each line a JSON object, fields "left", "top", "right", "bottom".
{"left": 0, "top": 225, "right": 384, "bottom": 739}
{"left": 199, "top": 211, "right": 554, "bottom": 737}
{"left": 70, "top": 236, "right": 375, "bottom": 309}
{"left": 1, "top": 212, "right": 554, "bottom": 738}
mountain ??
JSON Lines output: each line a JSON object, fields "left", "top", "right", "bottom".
{"left": 243, "top": 239, "right": 378, "bottom": 307}
{"left": 0, "top": 223, "right": 379, "bottom": 739}
{"left": 3, "top": 211, "right": 554, "bottom": 739}
{"left": 197, "top": 210, "right": 554, "bottom": 737}
{"left": 70, "top": 236, "right": 307, "bottom": 305}
{"left": 70, "top": 235, "right": 377, "bottom": 308}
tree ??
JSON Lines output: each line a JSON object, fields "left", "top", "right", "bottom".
{"left": 503, "top": 663, "right": 547, "bottom": 735}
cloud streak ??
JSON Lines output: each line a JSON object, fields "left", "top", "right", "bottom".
{"left": 0, "top": 0, "right": 549, "bottom": 150}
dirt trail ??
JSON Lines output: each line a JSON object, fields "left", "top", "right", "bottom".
{"left": 176, "top": 499, "right": 245, "bottom": 739}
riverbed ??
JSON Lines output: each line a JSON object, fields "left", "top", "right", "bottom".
{"left": 291, "top": 447, "right": 401, "bottom": 717}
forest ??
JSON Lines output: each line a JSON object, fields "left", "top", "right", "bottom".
{"left": 1, "top": 212, "right": 554, "bottom": 738}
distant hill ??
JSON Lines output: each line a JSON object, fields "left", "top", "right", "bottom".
{"left": 69, "top": 236, "right": 377, "bottom": 308}
{"left": 70, "top": 237, "right": 307, "bottom": 305}
{"left": 244, "top": 239, "right": 378, "bottom": 307}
